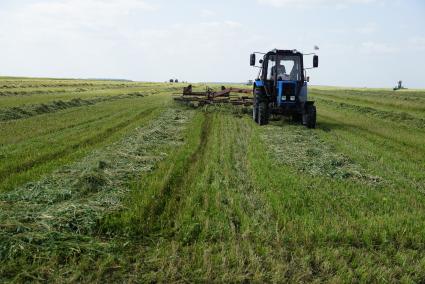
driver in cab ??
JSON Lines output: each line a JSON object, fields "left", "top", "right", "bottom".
{"left": 271, "top": 61, "right": 290, "bottom": 81}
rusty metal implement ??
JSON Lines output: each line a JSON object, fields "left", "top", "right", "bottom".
{"left": 174, "top": 85, "right": 253, "bottom": 106}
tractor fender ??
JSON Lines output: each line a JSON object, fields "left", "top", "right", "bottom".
{"left": 254, "top": 79, "right": 264, "bottom": 87}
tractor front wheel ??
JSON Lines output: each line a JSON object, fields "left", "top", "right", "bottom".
{"left": 304, "top": 104, "right": 317, "bottom": 129}
{"left": 258, "top": 101, "right": 269, "bottom": 125}
{"left": 292, "top": 113, "right": 303, "bottom": 124}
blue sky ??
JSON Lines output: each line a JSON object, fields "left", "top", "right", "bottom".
{"left": 0, "top": 0, "right": 424, "bottom": 87}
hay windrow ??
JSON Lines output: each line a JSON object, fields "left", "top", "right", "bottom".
{"left": 0, "top": 107, "right": 194, "bottom": 262}
{"left": 314, "top": 97, "right": 425, "bottom": 129}
{"left": 0, "top": 92, "right": 149, "bottom": 122}
{"left": 260, "top": 122, "right": 384, "bottom": 186}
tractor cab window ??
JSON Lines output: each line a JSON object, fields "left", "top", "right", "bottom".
{"left": 266, "top": 56, "right": 276, "bottom": 81}
{"left": 279, "top": 56, "right": 302, "bottom": 81}
{"left": 268, "top": 55, "right": 302, "bottom": 81}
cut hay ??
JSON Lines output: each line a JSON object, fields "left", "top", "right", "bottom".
{"left": 261, "top": 122, "right": 384, "bottom": 186}
{"left": 0, "top": 107, "right": 194, "bottom": 268}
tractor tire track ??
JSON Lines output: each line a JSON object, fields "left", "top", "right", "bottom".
{"left": 137, "top": 112, "right": 281, "bottom": 276}
{"left": 137, "top": 112, "right": 212, "bottom": 236}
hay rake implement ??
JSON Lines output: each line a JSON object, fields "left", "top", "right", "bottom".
{"left": 174, "top": 85, "right": 253, "bottom": 107}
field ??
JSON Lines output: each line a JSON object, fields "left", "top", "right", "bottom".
{"left": 1, "top": 77, "right": 425, "bottom": 282}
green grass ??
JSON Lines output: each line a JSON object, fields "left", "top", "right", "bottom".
{"left": 0, "top": 79, "right": 181, "bottom": 191}
{"left": 311, "top": 87, "right": 425, "bottom": 117}
{"left": 1, "top": 78, "right": 425, "bottom": 282}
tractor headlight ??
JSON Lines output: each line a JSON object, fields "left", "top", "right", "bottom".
{"left": 290, "top": 96, "right": 295, "bottom": 101}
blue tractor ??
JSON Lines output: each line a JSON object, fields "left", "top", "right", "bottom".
{"left": 250, "top": 49, "right": 319, "bottom": 128}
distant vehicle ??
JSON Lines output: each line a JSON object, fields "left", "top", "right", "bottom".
{"left": 393, "top": 80, "right": 407, "bottom": 91}
{"left": 250, "top": 49, "right": 319, "bottom": 128}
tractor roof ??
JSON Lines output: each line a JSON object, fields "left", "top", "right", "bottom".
{"left": 267, "top": 49, "right": 303, "bottom": 56}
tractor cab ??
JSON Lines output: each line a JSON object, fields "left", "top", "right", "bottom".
{"left": 264, "top": 51, "right": 304, "bottom": 82}
{"left": 250, "top": 49, "right": 319, "bottom": 128}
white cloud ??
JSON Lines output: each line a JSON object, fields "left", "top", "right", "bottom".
{"left": 224, "top": 21, "right": 243, "bottom": 28}
{"left": 0, "top": 0, "right": 157, "bottom": 43}
{"left": 0, "top": 0, "right": 422, "bottom": 87}
{"left": 0, "top": 0, "right": 249, "bottom": 81}
{"left": 258, "top": 0, "right": 379, "bottom": 8}
{"left": 33, "top": 0, "right": 155, "bottom": 19}
{"left": 139, "top": 21, "right": 245, "bottom": 54}
{"left": 360, "top": 41, "right": 398, "bottom": 54}
{"left": 128, "top": 20, "right": 252, "bottom": 81}
{"left": 408, "top": 37, "right": 425, "bottom": 50}
{"left": 25, "top": 0, "right": 156, "bottom": 29}
{"left": 201, "top": 9, "right": 216, "bottom": 17}
{"left": 200, "top": 21, "right": 221, "bottom": 28}
{"left": 356, "top": 22, "right": 378, "bottom": 35}
{"left": 0, "top": 0, "right": 160, "bottom": 80}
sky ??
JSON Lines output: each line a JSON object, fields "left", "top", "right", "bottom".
{"left": 0, "top": 0, "right": 424, "bottom": 87}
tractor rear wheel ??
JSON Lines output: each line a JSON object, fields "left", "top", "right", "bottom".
{"left": 258, "top": 101, "right": 269, "bottom": 125}
{"left": 305, "top": 104, "right": 317, "bottom": 129}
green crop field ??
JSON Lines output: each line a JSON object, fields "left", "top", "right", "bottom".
{"left": 1, "top": 77, "right": 425, "bottom": 282}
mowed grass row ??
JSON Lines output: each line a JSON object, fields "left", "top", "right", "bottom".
{"left": 0, "top": 93, "right": 171, "bottom": 192}
{"left": 0, "top": 84, "right": 142, "bottom": 97}
{"left": 0, "top": 77, "right": 179, "bottom": 90}
{"left": 97, "top": 104, "right": 425, "bottom": 282}
{"left": 310, "top": 87, "right": 425, "bottom": 190}
{"left": 0, "top": 105, "right": 197, "bottom": 283}
{"left": 0, "top": 87, "right": 145, "bottom": 108}
{"left": 311, "top": 87, "right": 425, "bottom": 118}
{"left": 0, "top": 78, "right": 183, "bottom": 190}
{"left": 0, "top": 81, "right": 182, "bottom": 108}
{"left": 1, "top": 80, "right": 425, "bottom": 282}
